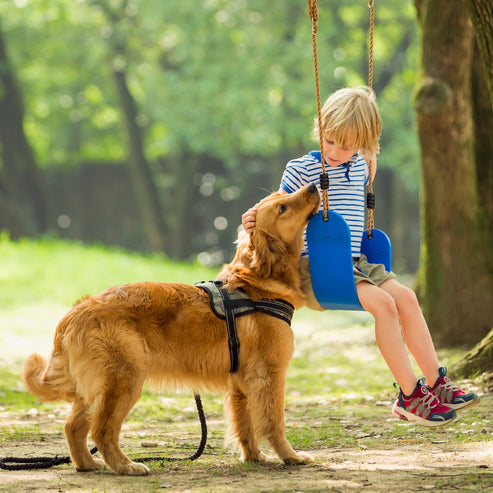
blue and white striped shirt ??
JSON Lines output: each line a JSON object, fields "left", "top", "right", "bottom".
{"left": 280, "top": 151, "right": 369, "bottom": 257}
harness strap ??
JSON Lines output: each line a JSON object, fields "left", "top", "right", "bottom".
{"left": 215, "top": 283, "right": 240, "bottom": 373}
{"left": 254, "top": 299, "right": 294, "bottom": 325}
{"left": 196, "top": 280, "right": 295, "bottom": 374}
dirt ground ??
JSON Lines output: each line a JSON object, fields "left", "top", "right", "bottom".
{"left": 1, "top": 410, "right": 492, "bottom": 493}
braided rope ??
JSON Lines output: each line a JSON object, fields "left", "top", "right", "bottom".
{"left": 367, "top": 0, "right": 375, "bottom": 236}
{"left": 0, "top": 394, "right": 207, "bottom": 471}
{"left": 307, "top": 0, "right": 329, "bottom": 220}
{"left": 307, "top": 0, "right": 377, "bottom": 234}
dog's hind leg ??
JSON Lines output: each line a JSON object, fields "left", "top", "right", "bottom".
{"left": 65, "top": 398, "right": 105, "bottom": 472}
{"left": 224, "top": 387, "right": 266, "bottom": 462}
{"left": 89, "top": 378, "right": 150, "bottom": 476}
{"left": 246, "top": 369, "right": 314, "bottom": 465}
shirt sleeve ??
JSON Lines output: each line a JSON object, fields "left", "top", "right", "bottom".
{"left": 280, "top": 157, "right": 311, "bottom": 193}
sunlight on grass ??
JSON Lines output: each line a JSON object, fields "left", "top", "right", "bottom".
{"left": 0, "top": 233, "right": 218, "bottom": 309}
{"left": 1, "top": 235, "right": 490, "bottom": 455}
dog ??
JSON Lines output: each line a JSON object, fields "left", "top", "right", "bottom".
{"left": 22, "top": 183, "right": 320, "bottom": 475}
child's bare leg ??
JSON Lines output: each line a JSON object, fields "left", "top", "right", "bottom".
{"left": 380, "top": 280, "right": 440, "bottom": 384}
{"left": 357, "top": 281, "right": 417, "bottom": 395}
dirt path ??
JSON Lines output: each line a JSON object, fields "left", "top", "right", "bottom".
{"left": 2, "top": 311, "right": 492, "bottom": 491}
{"left": 1, "top": 416, "right": 492, "bottom": 493}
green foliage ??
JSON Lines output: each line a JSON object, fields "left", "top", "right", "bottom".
{"left": 0, "top": 0, "right": 419, "bottom": 177}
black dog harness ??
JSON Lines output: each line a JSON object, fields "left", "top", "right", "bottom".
{"left": 196, "top": 280, "right": 294, "bottom": 373}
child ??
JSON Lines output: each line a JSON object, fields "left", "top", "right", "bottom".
{"left": 242, "top": 87, "right": 479, "bottom": 427}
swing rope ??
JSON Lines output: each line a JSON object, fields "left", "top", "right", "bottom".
{"left": 366, "top": 0, "right": 375, "bottom": 236}
{"left": 307, "top": 0, "right": 329, "bottom": 221}
{"left": 307, "top": 0, "right": 376, "bottom": 236}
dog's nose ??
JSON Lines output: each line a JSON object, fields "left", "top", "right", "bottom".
{"left": 307, "top": 183, "right": 318, "bottom": 194}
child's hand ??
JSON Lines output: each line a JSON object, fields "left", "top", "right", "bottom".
{"left": 242, "top": 208, "right": 257, "bottom": 234}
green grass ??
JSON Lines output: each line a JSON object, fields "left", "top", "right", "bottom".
{"left": 0, "top": 232, "right": 218, "bottom": 309}
{"left": 0, "top": 234, "right": 490, "bottom": 455}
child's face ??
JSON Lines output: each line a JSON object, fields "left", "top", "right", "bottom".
{"left": 323, "top": 128, "right": 357, "bottom": 167}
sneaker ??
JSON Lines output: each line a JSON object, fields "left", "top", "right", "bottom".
{"left": 427, "top": 367, "right": 480, "bottom": 411}
{"left": 392, "top": 380, "right": 457, "bottom": 427}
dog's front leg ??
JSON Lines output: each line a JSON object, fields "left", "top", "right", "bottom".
{"left": 224, "top": 387, "right": 266, "bottom": 462}
{"left": 245, "top": 369, "right": 314, "bottom": 465}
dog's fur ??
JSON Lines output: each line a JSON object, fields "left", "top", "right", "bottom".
{"left": 22, "top": 184, "right": 320, "bottom": 475}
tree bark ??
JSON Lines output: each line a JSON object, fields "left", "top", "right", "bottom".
{"left": 113, "top": 67, "right": 167, "bottom": 252}
{"left": 0, "top": 26, "right": 47, "bottom": 235}
{"left": 413, "top": 0, "right": 493, "bottom": 345}
{"left": 466, "top": 0, "right": 493, "bottom": 107}
{"left": 451, "top": 326, "right": 493, "bottom": 384}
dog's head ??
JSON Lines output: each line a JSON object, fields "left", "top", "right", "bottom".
{"left": 217, "top": 184, "right": 319, "bottom": 302}
{"left": 229, "top": 184, "right": 320, "bottom": 280}
{"left": 253, "top": 184, "right": 319, "bottom": 259}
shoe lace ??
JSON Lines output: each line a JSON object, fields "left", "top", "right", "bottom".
{"left": 421, "top": 388, "right": 441, "bottom": 409}
{"left": 437, "top": 377, "right": 461, "bottom": 394}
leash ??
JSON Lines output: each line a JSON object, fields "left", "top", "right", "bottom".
{"left": 0, "top": 394, "right": 207, "bottom": 471}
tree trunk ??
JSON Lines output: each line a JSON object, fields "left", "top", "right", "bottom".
{"left": 0, "top": 26, "right": 47, "bottom": 235}
{"left": 413, "top": 0, "right": 493, "bottom": 345}
{"left": 113, "top": 67, "right": 167, "bottom": 252}
{"left": 466, "top": 0, "right": 493, "bottom": 107}
{"left": 471, "top": 41, "right": 493, "bottom": 248}
{"left": 451, "top": 0, "right": 493, "bottom": 385}
{"left": 451, "top": 326, "right": 493, "bottom": 385}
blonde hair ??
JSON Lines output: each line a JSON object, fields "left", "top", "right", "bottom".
{"left": 314, "top": 86, "right": 382, "bottom": 160}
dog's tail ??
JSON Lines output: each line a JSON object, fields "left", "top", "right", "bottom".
{"left": 22, "top": 352, "right": 74, "bottom": 402}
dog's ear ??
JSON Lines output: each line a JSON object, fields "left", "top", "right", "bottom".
{"left": 250, "top": 228, "right": 288, "bottom": 278}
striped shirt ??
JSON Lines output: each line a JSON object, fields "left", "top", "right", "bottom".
{"left": 280, "top": 151, "right": 369, "bottom": 257}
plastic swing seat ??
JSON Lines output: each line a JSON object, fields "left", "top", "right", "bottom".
{"left": 306, "top": 210, "right": 392, "bottom": 311}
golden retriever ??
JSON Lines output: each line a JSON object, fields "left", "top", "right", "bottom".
{"left": 22, "top": 183, "right": 320, "bottom": 475}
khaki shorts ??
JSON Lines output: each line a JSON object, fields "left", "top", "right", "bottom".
{"left": 299, "top": 254, "right": 396, "bottom": 311}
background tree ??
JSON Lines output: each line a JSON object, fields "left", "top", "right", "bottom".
{"left": 92, "top": 0, "right": 168, "bottom": 251}
{"left": 413, "top": 0, "right": 493, "bottom": 346}
{"left": 0, "top": 0, "right": 422, "bottom": 266}
{"left": 452, "top": 0, "right": 493, "bottom": 378}
{"left": 0, "top": 24, "right": 47, "bottom": 236}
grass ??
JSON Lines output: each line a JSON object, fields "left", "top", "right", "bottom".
{"left": 0, "top": 234, "right": 491, "bottom": 457}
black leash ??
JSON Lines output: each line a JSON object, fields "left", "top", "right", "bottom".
{"left": 0, "top": 394, "right": 206, "bottom": 471}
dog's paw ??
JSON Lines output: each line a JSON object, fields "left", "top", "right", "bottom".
{"left": 92, "top": 458, "right": 106, "bottom": 470}
{"left": 76, "top": 458, "right": 106, "bottom": 472}
{"left": 119, "top": 461, "right": 150, "bottom": 476}
{"left": 243, "top": 450, "right": 268, "bottom": 462}
{"left": 283, "top": 452, "right": 314, "bottom": 465}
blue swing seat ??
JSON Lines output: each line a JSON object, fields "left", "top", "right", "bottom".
{"left": 306, "top": 210, "right": 392, "bottom": 310}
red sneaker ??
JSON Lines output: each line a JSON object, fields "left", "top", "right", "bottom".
{"left": 392, "top": 380, "right": 457, "bottom": 427}
{"left": 427, "top": 367, "right": 480, "bottom": 411}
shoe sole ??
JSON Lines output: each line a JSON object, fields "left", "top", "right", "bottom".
{"left": 391, "top": 403, "right": 457, "bottom": 427}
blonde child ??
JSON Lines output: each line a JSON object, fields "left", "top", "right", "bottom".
{"left": 242, "top": 87, "right": 479, "bottom": 427}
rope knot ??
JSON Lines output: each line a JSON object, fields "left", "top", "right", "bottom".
{"left": 307, "top": 0, "right": 319, "bottom": 28}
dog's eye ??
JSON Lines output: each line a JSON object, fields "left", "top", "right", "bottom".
{"left": 279, "top": 204, "right": 287, "bottom": 215}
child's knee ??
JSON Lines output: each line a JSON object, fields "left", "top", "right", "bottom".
{"left": 396, "top": 285, "right": 420, "bottom": 312}
{"left": 377, "top": 291, "right": 399, "bottom": 318}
